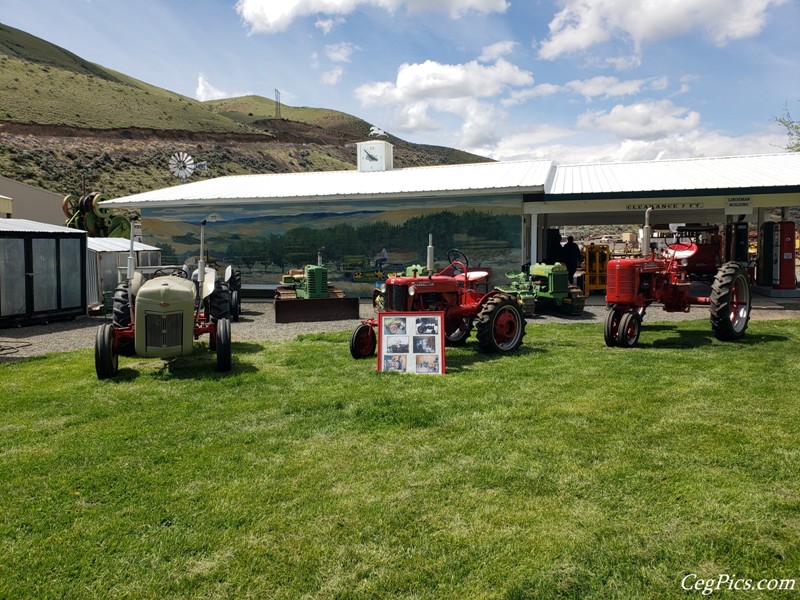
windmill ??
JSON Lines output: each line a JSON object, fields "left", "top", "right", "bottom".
{"left": 169, "top": 151, "right": 196, "bottom": 183}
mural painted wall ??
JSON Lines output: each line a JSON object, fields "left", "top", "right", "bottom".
{"left": 141, "top": 195, "right": 523, "bottom": 294}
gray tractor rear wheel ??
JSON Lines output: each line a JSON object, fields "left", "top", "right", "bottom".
{"left": 209, "top": 281, "right": 231, "bottom": 321}
{"left": 112, "top": 282, "right": 135, "bottom": 356}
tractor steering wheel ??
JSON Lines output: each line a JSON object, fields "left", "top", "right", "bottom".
{"left": 153, "top": 268, "right": 188, "bottom": 278}
{"left": 446, "top": 248, "right": 469, "bottom": 273}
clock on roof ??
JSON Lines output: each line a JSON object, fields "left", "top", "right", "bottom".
{"left": 356, "top": 140, "right": 393, "bottom": 172}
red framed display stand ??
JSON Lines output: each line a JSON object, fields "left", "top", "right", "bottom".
{"left": 377, "top": 312, "right": 445, "bottom": 375}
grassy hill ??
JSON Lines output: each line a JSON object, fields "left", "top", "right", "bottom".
{"left": 0, "top": 23, "right": 258, "bottom": 134}
{"left": 0, "top": 22, "right": 489, "bottom": 200}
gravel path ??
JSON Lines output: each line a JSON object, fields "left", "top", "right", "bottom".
{"left": 2, "top": 294, "right": 799, "bottom": 362}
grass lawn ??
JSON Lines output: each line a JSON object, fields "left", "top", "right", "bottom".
{"left": 1, "top": 319, "right": 798, "bottom": 598}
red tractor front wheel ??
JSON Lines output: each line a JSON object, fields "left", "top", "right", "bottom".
{"left": 616, "top": 310, "right": 642, "bottom": 347}
{"left": 604, "top": 308, "right": 622, "bottom": 347}
{"left": 350, "top": 323, "right": 377, "bottom": 358}
{"left": 476, "top": 294, "right": 526, "bottom": 353}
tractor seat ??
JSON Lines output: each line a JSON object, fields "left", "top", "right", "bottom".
{"left": 453, "top": 270, "right": 489, "bottom": 282}
{"left": 665, "top": 243, "right": 698, "bottom": 260}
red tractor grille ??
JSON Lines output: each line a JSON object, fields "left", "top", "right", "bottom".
{"left": 606, "top": 260, "right": 638, "bottom": 303}
{"left": 386, "top": 284, "right": 407, "bottom": 311}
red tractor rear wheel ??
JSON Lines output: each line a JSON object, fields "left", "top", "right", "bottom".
{"left": 710, "top": 261, "right": 751, "bottom": 341}
{"left": 476, "top": 294, "right": 526, "bottom": 353}
{"left": 350, "top": 324, "right": 377, "bottom": 358}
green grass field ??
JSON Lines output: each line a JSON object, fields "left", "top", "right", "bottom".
{"left": 1, "top": 319, "right": 798, "bottom": 598}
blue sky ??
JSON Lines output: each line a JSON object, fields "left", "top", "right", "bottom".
{"left": 2, "top": 0, "right": 799, "bottom": 164}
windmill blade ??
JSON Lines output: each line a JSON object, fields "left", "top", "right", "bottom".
{"left": 169, "top": 152, "right": 196, "bottom": 180}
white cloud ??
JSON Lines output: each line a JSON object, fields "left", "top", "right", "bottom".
{"left": 538, "top": 0, "right": 788, "bottom": 60}
{"left": 235, "top": 0, "right": 509, "bottom": 34}
{"left": 501, "top": 76, "right": 672, "bottom": 106}
{"left": 195, "top": 73, "right": 228, "bottom": 101}
{"left": 309, "top": 51, "right": 320, "bottom": 69}
{"left": 478, "top": 40, "right": 517, "bottom": 63}
{"left": 355, "top": 57, "right": 531, "bottom": 144}
{"left": 325, "top": 42, "right": 357, "bottom": 63}
{"left": 322, "top": 66, "right": 344, "bottom": 85}
{"left": 315, "top": 16, "right": 346, "bottom": 34}
{"left": 566, "top": 76, "right": 646, "bottom": 99}
{"left": 473, "top": 124, "right": 786, "bottom": 164}
{"left": 502, "top": 84, "right": 564, "bottom": 106}
{"left": 356, "top": 58, "right": 532, "bottom": 105}
{"left": 576, "top": 100, "right": 701, "bottom": 140}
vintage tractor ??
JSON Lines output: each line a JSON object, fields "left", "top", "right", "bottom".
{"left": 604, "top": 208, "right": 752, "bottom": 347}
{"left": 273, "top": 264, "right": 358, "bottom": 322}
{"left": 94, "top": 220, "right": 235, "bottom": 378}
{"left": 498, "top": 262, "right": 586, "bottom": 316}
{"left": 349, "top": 243, "right": 526, "bottom": 358}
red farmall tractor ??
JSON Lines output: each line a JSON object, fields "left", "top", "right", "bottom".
{"left": 604, "top": 208, "right": 752, "bottom": 347}
{"left": 349, "top": 247, "right": 527, "bottom": 358}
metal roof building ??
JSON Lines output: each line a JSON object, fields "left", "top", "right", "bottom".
{"left": 102, "top": 159, "right": 555, "bottom": 207}
{"left": 100, "top": 152, "right": 800, "bottom": 268}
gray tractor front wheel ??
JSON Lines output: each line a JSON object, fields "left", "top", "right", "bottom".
{"left": 95, "top": 323, "right": 118, "bottom": 379}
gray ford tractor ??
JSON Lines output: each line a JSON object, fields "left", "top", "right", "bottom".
{"left": 95, "top": 220, "right": 236, "bottom": 379}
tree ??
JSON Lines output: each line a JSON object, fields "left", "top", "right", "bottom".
{"left": 774, "top": 103, "right": 800, "bottom": 152}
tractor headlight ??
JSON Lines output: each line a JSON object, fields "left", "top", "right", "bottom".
{"left": 408, "top": 285, "right": 416, "bottom": 296}
{"left": 680, "top": 258, "right": 689, "bottom": 267}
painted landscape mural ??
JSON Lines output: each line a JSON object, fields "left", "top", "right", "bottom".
{"left": 141, "top": 195, "right": 523, "bottom": 295}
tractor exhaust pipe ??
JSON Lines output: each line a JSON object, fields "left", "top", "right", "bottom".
{"left": 198, "top": 219, "right": 206, "bottom": 287}
{"left": 427, "top": 233, "right": 434, "bottom": 273}
{"left": 642, "top": 207, "right": 654, "bottom": 257}
{"left": 126, "top": 215, "right": 137, "bottom": 280}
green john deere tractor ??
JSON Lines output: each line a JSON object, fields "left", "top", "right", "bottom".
{"left": 498, "top": 262, "right": 586, "bottom": 317}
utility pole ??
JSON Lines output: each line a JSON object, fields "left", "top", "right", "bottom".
{"left": 275, "top": 89, "right": 281, "bottom": 119}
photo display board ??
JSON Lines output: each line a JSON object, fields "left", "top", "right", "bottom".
{"left": 377, "top": 312, "right": 445, "bottom": 375}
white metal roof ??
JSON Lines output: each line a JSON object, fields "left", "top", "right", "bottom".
{"left": 87, "top": 238, "right": 160, "bottom": 252}
{"left": 101, "top": 159, "right": 554, "bottom": 208}
{"left": 0, "top": 218, "right": 83, "bottom": 234}
{"left": 547, "top": 153, "right": 800, "bottom": 196}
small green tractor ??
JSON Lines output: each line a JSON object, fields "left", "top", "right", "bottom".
{"left": 498, "top": 262, "right": 586, "bottom": 316}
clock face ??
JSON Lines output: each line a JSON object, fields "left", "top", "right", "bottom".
{"left": 359, "top": 144, "right": 385, "bottom": 171}
{"left": 358, "top": 141, "right": 391, "bottom": 171}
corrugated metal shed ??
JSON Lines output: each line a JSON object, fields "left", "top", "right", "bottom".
{"left": 101, "top": 159, "right": 554, "bottom": 208}
{"left": 547, "top": 153, "right": 800, "bottom": 197}
{"left": 0, "top": 218, "right": 78, "bottom": 233}
{"left": 87, "top": 238, "right": 159, "bottom": 252}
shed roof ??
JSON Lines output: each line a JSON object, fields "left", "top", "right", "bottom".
{"left": 546, "top": 153, "right": 800, "bottom": 198}
{"left": 0, "top": 218, "right": 83, "bottom": 234}
{"left": 87, "top": 238, "right": 160, "bottom": 252}
{"left": 101, "top": 159, "right": 554, "bottom": 208}
{"left": 98, "top": 152, "right": 800, "bottom": 210}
